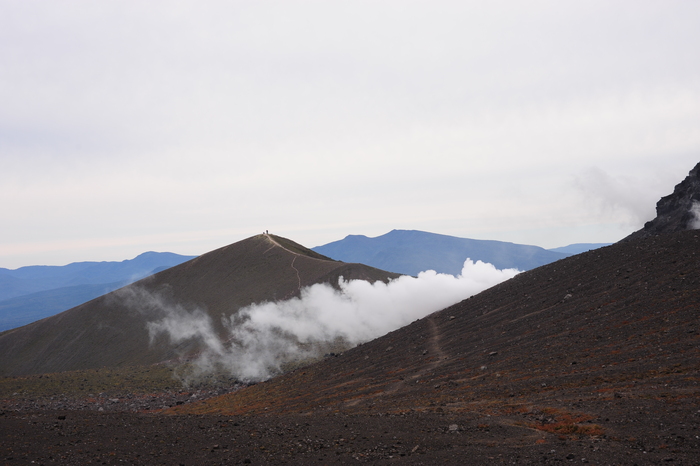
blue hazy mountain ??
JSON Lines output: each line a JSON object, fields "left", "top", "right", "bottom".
{"left": 0, "top": 252, "right": 196, "bottom": 301}
{"left": 0, "top": 282, "right": 128, "bottom": 332}
{"left": 312, "top": 230, "right": 571, "bottom": 276}
{"left": 0, "top": 252, "right": 196, "bottom": 331}
{"left": 547, "top": 243, "right": 612, "bottom": 255}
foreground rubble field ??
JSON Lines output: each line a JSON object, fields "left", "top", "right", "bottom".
{"left": 2, "top": 400, "right": 698, "bottom": 465}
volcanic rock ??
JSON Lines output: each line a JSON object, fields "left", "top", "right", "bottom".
{"left": 623, "top": 161, "right": 700, "bottom": 241}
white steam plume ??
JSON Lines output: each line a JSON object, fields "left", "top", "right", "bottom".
{"left": 143, "top": 259, "right": 519, "bottom": 383}
{"left": 573, "top": 166, "right": 672, "bottom": 227}
{"left": 690, "top": 201, "right": 700, "bottom": 229}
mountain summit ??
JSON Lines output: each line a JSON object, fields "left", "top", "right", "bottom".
{"left": 623, "top": 161, "right": 700, "bottom": 241}
{"left": 0, "top": 234, "right": 398, "bottom": 376}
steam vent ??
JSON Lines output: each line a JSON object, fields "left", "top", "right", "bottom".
{"left": 623, "top": 161, "right": 700, "bottom": 241}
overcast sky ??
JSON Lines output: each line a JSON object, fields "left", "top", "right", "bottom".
{"left": 1, "top": 1, "right": 699, "bottom": 269}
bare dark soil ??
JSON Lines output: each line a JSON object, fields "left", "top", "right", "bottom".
{"left": 0, "top": 367, "right": 242, "bottom": 414}
{"left": 6, "top": 406, "right": 695, "bottom": 465}
{"left": 2, "top": 231, "right": 700, "bottom": 464}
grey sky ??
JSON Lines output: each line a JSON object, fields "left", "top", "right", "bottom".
{"left": 1, "top": 1, "right": 699, "bottom": 268}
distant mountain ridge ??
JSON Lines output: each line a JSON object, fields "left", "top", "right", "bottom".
{"left": 312, "top": 229, "right": 573, "bottom": 276}
{"left": 546, "top": 243, "right": 612, "bottom": 255}
{"left": 0, "top": 252, "right": 197, "bottom": 331}
{"left": 0, "top": 251, "right": 197, "bottom": 299}
{"left": 0, "top": 282, "right": 127, "bottom": 332}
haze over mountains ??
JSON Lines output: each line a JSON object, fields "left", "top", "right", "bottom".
{"left": 312, "top": 229, "right": 609, "bottom": 276}
{"left": 0, "top": 252, "right": 197, "bottom": 331}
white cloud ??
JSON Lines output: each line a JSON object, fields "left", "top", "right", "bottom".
{"left": 143, "top": 258, "right": 519, "bottom": 383}
{"left": 690, "top": 201, "right": 700, "bottom": 230}
{"left": 573, "top": 167, "right": 660, "bottom": 228}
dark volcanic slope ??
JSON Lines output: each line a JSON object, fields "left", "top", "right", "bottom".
{"left": 0, "top": 234, "right": 399, "bottom": 376}
{"left": 177, "top": 231, "right": 700, "bottom": 442}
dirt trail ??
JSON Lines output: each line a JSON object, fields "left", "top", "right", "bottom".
{"left": 290, "top": 256, "right": 301, "bottom": 291}
{"left": 345, "top": 316, "right": 448, "bottom": 406}
{"left": 264, "top": 234, "right": 305, "bottom": 291}
{"left": 386, "top": 317, "right": 447, "bottom": 393}
{"left": 263, "top": 233, "right": 326, "bottom": 261}
{"left": 426, "top": 317, "right": 447, "bottom": 363}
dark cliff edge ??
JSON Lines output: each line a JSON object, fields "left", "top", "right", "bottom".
{"left": 622, "top": 161, "right": 700, "bottom": 241}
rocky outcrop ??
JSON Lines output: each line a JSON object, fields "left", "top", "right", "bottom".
{"left": 622, "top": 161, "right": 700, "bottom": 241}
